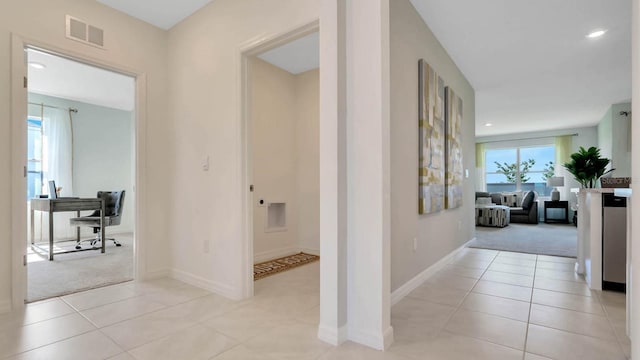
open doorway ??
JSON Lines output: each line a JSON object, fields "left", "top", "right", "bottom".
{"left": 25, "top": 48, "right": 136, "bottom": 302}
{"left": 248, "top": 31, "right": 321, "bottom": 301}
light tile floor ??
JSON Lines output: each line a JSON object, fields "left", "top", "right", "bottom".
{"left": 0, "top": 248, "right": 630, "bottom": 359}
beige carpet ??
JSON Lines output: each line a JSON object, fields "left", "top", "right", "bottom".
{"left": 254, "top": 252, "right": 320, "bottom": 280}
{"left": 469, "top": 223, "right": 577, "bottom": 258}
{"left": 27, "top": 233, "right": 133, "bottom": 302}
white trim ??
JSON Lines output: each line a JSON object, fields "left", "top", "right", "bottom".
{"left": 300, "top": 247, "right": 320, "bottom": 256}
{"left": 10, "top": 33, "right": 147, "bottom": 310}
{"left": 317, "top": 323, "right": 348, "bottom": 346}
{"left": 254, "top": 246, "right": 299, "bottom": 263}
{"left": 390, "top": 238, "right": 474, "bottom": 306}
{"left": 347, "top": 325, "right": 395, "bottom": 351}
{"left": 170, "top": 269, "right": 237, "bottom": 300}
{"left": 238, "top": 20, "right": 320, "bottom": 300}
{"left": 0, "top": 299, "right": 11, "bottom": 315}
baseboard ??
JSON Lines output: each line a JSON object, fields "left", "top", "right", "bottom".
{"left": 317, "top": 323, "right": 348, "bottom": 346}
{"left": 142, "top": 268, "right": 170, "bottom": 280}
{"left": 0, "top": 298, "right": 11, "bottom": 315}
{"left": 254, "top": 246, "right": 300, "bottom": 263}
{"left": 348, "top": 325, "right": 395, "bottom": 350}
{"left": 300, "top": 247, "right": 320, "bottom": 256}
{"left": 170, "top": 269, "right": 236, "bottom": 299}
{"left": 390, "top": 238, "right": 474, "bottom": 306}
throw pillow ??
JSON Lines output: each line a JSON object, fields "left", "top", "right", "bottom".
{"left": 476, "top": 197, "right": 492, "bottom": 205}
{"left": 522, "top": 191, "right": 535, "bottom": 210}
{"left": 501, "top": 193, "right": 518, "bottom": 207}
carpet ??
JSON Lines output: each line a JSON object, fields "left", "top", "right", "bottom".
{"left": 27, "top": 233, "right": 133, "bottom": 302}
{"left": 469, "top": 223, "right": 577, "bottom": 258}
{"left": 254, "top": 252, "right": 320, "bottom": 280}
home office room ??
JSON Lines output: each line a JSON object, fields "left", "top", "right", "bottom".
{"left": 25, "top": 48, "right": 135, "bottom": 302}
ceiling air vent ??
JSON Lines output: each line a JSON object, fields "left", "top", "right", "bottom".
{"left": 66, "top": 15, "right": 105, "bottom": 48}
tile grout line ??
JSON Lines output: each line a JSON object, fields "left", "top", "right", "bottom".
{"left": 521, "top": 254, "right": 538, "bottom": 360}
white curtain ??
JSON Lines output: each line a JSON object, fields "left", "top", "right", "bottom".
{"left": 41, "top": 108, "right": 75, "bottom": 240}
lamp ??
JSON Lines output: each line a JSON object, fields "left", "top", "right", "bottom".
{"left": 547, "top": 176, "right": 564, "bottom": 201}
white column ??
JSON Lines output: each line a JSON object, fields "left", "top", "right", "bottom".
{"left": 631, "top": 0, "right": 640, "bottom": 355}
{"left": 318, "top": 0, "right": 348, "bottom": 346}
{"left": 345, "top": 0, "right": 393, "bottom": 350}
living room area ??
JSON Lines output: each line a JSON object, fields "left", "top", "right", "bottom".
{"left": 471, "top": 103, "right": 631, "bottom": 258}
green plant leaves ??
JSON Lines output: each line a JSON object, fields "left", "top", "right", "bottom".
{"left": 563, "top": 146, "right": 613, "bottom": 188}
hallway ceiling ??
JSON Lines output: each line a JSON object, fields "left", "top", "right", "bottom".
{"left": 257, "top": 32, "right": 319, "bottom": 75}
{"left": 94, "top": 0, "right": 631, "bottom": 137}
{"left": 96, "top": 0, "right": 214, "bottom": 30}
{"left": 410, "top": 0, "right": 632, "bottom": 137}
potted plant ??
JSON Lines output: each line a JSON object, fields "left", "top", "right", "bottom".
{"left": 563, "top": 146, "right": 614, "bottom": 188}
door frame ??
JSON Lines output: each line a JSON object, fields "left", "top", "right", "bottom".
{"left": 10, "top": 33, "right": 148, "bottom": 308}
{"left": 238, "top": 20, "right": 319, "bottom": 298}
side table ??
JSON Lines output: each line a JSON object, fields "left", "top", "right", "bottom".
{"left": 544, "top": 200, "right": 569, "bottom": 224}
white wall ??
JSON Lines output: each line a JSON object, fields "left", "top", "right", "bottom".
{"left": 597, "top": 102, "right": 632, "bottom": 178}
{"left": 295, "top": 68, "right": 320, "bottom": 253}
{"left": 166, "top": 0, "right": 319, "bottom": 298}
{"left": 28, "top": 93, "right": 135, "bottom": 236}
{"left": 1, "top": 0, "right": 170, "bottom": 311}
{"left": 390, "top": 0, "right": 476, "bottom": 292}
{"left": 250, "top": 59, "right": 320, "bottom": 261}
{"left": 598, "top": 106, "right": 614, "bottom": 165}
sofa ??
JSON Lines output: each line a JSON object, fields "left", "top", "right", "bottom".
{"left": 475, "top": 191, "right": 539, "bottom": 224}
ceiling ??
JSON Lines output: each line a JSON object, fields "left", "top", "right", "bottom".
{"left": 257, "top": 32, "right": 320, "bottom": 75}
{"left": 28, "top": 49, "right": 135, "bottom": 111}
{"left": 93, "top": 0, "right": 630, "bottom": 136}
{"left": 410, "top": 0, "right": 632, "bottom": 137}
{"left": 96, "top": 0, "right": 214, "bottom": 30}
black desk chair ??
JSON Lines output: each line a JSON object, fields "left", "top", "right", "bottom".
{"left": 70, "top": 190, "right": 125, "bottom": 249}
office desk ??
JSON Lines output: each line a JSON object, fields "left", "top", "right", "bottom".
{"left": 30, "top": 198, "right": 105, "bottom": 260}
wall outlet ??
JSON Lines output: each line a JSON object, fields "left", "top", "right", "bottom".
{"left": 413, "top": 238, "right": 418, "bottom": 252}
{"left": 203, "top": 239, "right": 210, "bottom": 253}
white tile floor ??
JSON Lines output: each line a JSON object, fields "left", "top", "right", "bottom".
{"left": 0, "top": 248, "right": 630, "bottom": 359}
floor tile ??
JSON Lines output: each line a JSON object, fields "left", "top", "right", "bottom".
{"left": 445, "top": 309, "right": 527, "bottom": 350}
{"left": 497, "top": 252, "right": 537, "bottom": 261}
{"left": 492, "top": 256, "right": 536, "bottom": 267}
{"left": 423, "top": 273, "right": 478, "bottom": 292}
{"left": 535, "top": 261, "right": 575, "bottom": 271}
{"left": 472, "top": 280, "right": 532, "bottom": 302}
{"left": 0, "top": 298, "right": 76, "bottom": 333}
{"left": 406, "top": 283, "right": 469, "bottom": 307}
{"left": 531, "top": 289, "right": 604, "bottom": 315}
{"left": 62, "top": 286, "right": 137, "bottom": 311}
{"left": 295, "top": 305, "right": 320, "bottom": 326}
{"left": 106, "top": 353, "right": 136, "bottom": 360}
{"left": 243, "top": 321, "right": 332, "bottom": 360}
{"left": 524, "top": 353, "right": 553, "bottom": 360}
{"left": 526, "top": 324, "right": 626, "bottom": 360}
{"left": 80, "top": 296, "right": 167, "bottom": 328}
{"left": 318, "top": 341, "right": 410, "bottom": 360}
{"left": 529, "top": 304, "right": 616, "bottom": 340}
{"left": 449, "top": 258, "right": 493, "bottom": 270}
{"left": 488, "top": 263, "right": 536, "bottom": 276}
{"left": 128, "top": 324, "right": 236, "bottom": 360}
{"left": 481, "top": 270, "right": 534, "bottom": 287}
{"left": 534, "top": 277, "right": 593, "bottom": 296}
{"left": 135, "top": 284, "right": 211, "bottom": 306}
{"left": 537, "top": 255, "right": 576, "bottom": 264}
{"left": 212, "top": 345, "right": 276, "bottom": 360}
{"left": 390, "top": 331, "right": 523, "bottom": 360}
{"left": 9, "top": 330, "right": 122, "bottom": 360}
{"left": 534, "top": 268, "right": 584, "bottom": 282}
{"left": 203, "top": 305, "right": 291, "bottom": 342}
{"left": 461, "top": 292, "right": 530, "bottom": 322}
{"left": 0, "top": 313, "right": 96, "bottom": 358}
{"left": 100, "top": 305, "right": 199, "bottom": 350}
{"left": 438, "top": 265, "right": 486, "bottom": 279}
{"left": 391, "top": 297, "right": 456, "bottom": 341}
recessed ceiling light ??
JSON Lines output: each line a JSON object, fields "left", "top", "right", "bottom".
{"left": 28, "top": 62, "right": 46, "bottom": 69}
{"left": 484, "top": 123, "right": 493, "bottom": 127}
{"left": 586, "top": 29, "right": 607, "bottom": 38}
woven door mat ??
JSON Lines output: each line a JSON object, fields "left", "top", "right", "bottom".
{"left": 254, "top": 252, "right": 319, "bottom": 280}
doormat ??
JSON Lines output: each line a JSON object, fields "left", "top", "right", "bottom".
{"left": 254, "top": 252, "right": 319, "bottom": 280}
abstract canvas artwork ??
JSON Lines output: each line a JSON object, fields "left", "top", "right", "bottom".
{"left": 418, "top": 59, "right": 445, "bottom": 214}
{"left": 445, "top": 86, "right": 464, "bottom": 209}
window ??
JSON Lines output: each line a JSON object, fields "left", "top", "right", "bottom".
{"left": 27, "top": 117, "right": 43, "bottom": 199}
{"left": 485, "top": 145, "right": 555, "bottom": 195}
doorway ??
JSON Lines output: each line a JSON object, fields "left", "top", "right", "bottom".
{"left": 244, "top": 27, "right": 320, "bottom": 297}
{"left": 15, "top": 44, "right": 138, "bottom": 303}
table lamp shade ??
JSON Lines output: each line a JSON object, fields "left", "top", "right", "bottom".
{"left": 547, "top": 176, "right": 564, "bottom": 201}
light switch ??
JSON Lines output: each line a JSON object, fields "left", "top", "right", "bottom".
{"left": 202, "top": 156, "right": 210, "bottom": 171}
